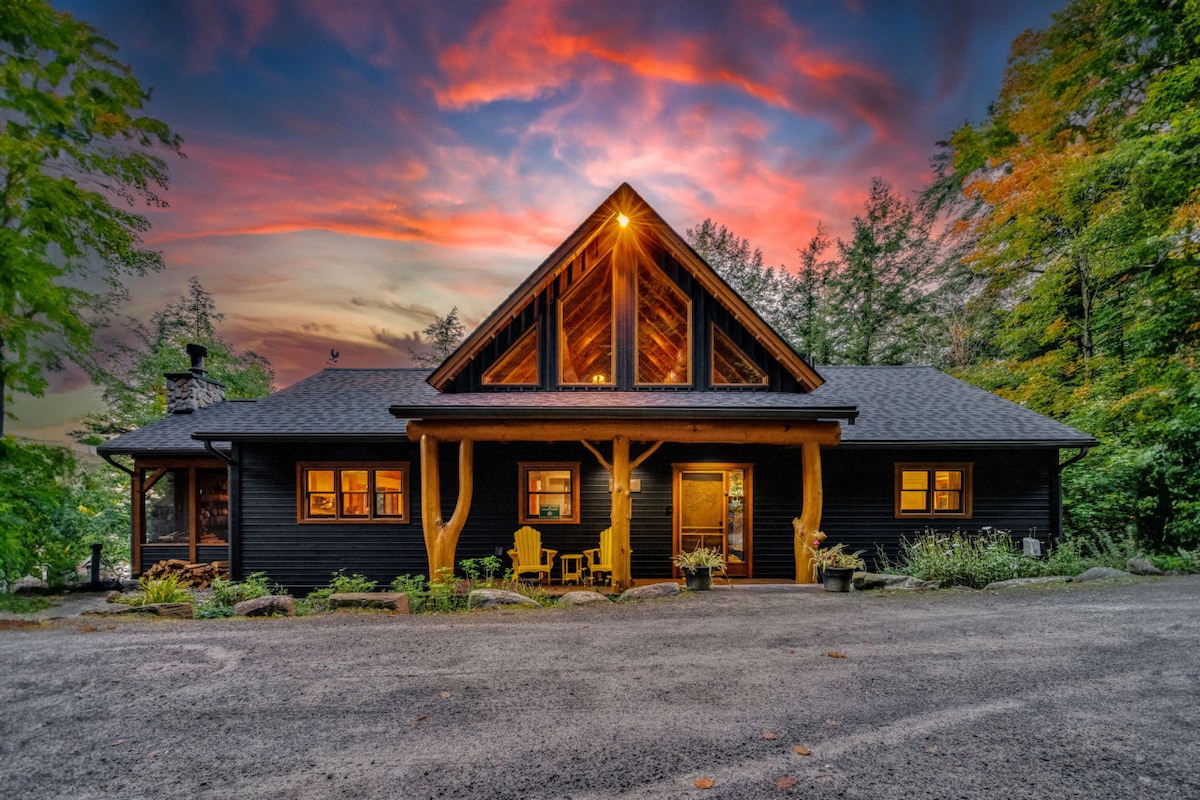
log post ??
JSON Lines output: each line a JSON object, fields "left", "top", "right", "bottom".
{"left": 794, "top": 440, "right": 824, "bottom": 583}
{"left": 610, "top": 435, "right": 633, "bottom": 591}
{"left": 419, "top": 435, "right": 474, "bottom": 582}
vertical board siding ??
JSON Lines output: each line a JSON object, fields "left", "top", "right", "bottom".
{"left": 237, "top": 439, "right": 1058, "bottom": 591}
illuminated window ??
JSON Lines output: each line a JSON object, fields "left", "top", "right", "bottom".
{"left": 483, "top": 327, "right": 539, "bottom": 386}
{"left": 559, "top": 257, "right": 614, "bottom": 385}
{"left": 636, "top": 260, "right": 690, "bottom": 385}
{"left": 519, "top": 462, "right": 579, "bottom": 524}
{"left": 895, "top": 463, "right": 972, "bottom": 518}
{"left": 298, "top": 463, "right": 409, "bottom": 523}
{"left": 711, "top": 326, "right": 767, "bottom": 386}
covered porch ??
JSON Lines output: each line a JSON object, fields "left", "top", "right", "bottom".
{"left": 403, "top": 415, "right": 844, "bottom": 591}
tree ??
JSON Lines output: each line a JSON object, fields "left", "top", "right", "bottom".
{"left": 410, "top": 307, "right": 465, "bottom": 368}
{"left": 938, "top": 0, "right": 1200, "bottom": 549}
{"left": 826, "top": 178, "right": 936, "bottom": 365}
{"left": 77, "top": 278, "right": 274, "bottom": 440}
{"left": 0, "top": 0, "right": 183, "bottom": 435}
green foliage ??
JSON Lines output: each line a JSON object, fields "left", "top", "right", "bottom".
{"left": 0, "top": 0, "right": 183, "bottom": 432}
{"left": 304, "top": 569, "right": 377, "bottom": 612}
{"left": 389, "top": 573, "right": 429, "bottom": 612}
{"left": 458, "top": 555, "right": 504, "bottom": 586}
{"left": 0, "top": 592, "right": 53, "bottom": 614}
{"left": 79, "top": 278, "right": 275, "bottom": 439}
{"left": 0, "top": 436, "right": 129, "bottom": 588}
{"left": 196, "top": 572, "right": 281, "bottom": 618}
{"left": 118, "top": 573, "right": 193, "bottom": 606}
{"left": 1148, "top": 548, "right": 1200, "bottom": 574}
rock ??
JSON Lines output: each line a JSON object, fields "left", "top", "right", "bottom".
{"left": 985, "top": 576, "right": 1071, "bottom": 590}
{"left": 234, "top": 595, "right": 296, "bottom": 617}
{"left": 558, "top": 591, "right": 612, "bottom": 607}
{"left": 1074, "top": 566, "right": 1133, "bottom": 581}
{"left": 328, "top": 592, "right": 409, "bottom": 612}
{"left": 1125, "top": 557, "right": 1162, "bottom": 576}
{"left": 122, "top": 603, "right": 194, "bottom": 618}
{"left": 119, "top": 578, "right": 140, "bottom": 592}
{"left": 105, "top": 590, "right": 123, "bottom": 602}
{"left": 617, "top": 582, "right": 682, "bottom": 601}
{"left": 854, "top": 573, "right": 940, "bottom": 590}
{"left": 468, "top": 589, "right": 541, "bottom": 609}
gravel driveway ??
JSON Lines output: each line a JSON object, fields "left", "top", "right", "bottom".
{"left": 2, "top": 577, "right": 1197, "bottom": 799}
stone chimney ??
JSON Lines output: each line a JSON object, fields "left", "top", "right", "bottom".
{"left": 164, "top": 343, "right": 226, "bottom": 414}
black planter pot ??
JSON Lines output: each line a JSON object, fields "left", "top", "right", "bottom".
{"left": 683, "top": 566, "right": 713, "bottom": 591}
{"left": 822, "top": 567, "right": 855, "bottom": 593}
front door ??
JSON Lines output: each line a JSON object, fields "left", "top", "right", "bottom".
{"left": 673, "top": 464, "right": 752, "bottom": 578}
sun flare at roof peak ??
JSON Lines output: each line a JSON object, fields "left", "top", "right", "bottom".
{"left": 617, "top": 213, "right": 630, "bottom": 228}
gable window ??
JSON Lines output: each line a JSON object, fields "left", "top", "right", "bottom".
{"left": 636, "top": 260, "right": 690, "bottom": 385}
{"left": 559, "top": 256, "right": 615, "bottom": 385}
{"left": 895, "top": 463, "right": 972, "bottom": 518}
{"left": 711, "top": 326, "right": 767, "bottom": 386}
{"left": 298, "top": 463, "right": 409, "bottom": 523}
{"left": 519, "top": 462, "right": 579, "bottom": 524}
{"left": 483, "top": 327, "right": 538, "bottom": 386}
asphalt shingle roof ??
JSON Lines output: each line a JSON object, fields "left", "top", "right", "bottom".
{"left": 99, "top": 365, "right": 1096, "bottom": 454}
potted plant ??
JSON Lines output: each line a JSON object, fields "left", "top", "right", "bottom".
{"left": 672, "top": 546, "right": 726, "bottom": 591}
{"left": 806, "top": 542, "right": 865, "bottom": 592}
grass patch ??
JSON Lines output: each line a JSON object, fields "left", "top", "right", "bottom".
{"left": 0, "top": 593, "right": 55, "bottom": 614}
{"left": 114, "top": 574, "right": 195, "bottom": 607}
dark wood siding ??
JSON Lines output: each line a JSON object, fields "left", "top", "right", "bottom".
{"left": 235, "top": 440, "right": 1058, "bottom": 590}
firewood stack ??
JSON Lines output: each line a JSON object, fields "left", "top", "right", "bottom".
{"left": 143, "top": 559, "right": 230, "bottom": 587}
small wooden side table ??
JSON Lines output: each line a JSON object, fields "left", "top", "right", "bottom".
{"left": 560, "top": 553, "right": 585, "bottom": 585}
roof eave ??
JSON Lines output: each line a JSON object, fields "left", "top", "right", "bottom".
{"left": 838, "top": 438, "right": 1099, "bottom": 449}
{"left": 389, "top": 405, "right": 858, "bottom": 423}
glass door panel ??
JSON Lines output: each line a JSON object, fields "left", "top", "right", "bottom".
{"left": 675, "top": 466, "right": 751, "bottom": 577}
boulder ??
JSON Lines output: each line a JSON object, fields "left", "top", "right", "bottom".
{"left": 328, "top": 592, "right": 409, "bottom": 612}
{"left": 110, "top": 602, "right": 194, "bottom": 619}
{"left": 1074, "top": 566, "right": 1133, "bottom": 581}
{"left": 105, "top": 590, "right": 123, "bottom": 602}
{"left": 985, "top": 576, "right": 1071, "bottom": 590}
{"left": 1125, "top": 557, "right": 1162, "bottom": 576}
{"left": 234, "top": 595, "right": 296, "bottom": 617}
{"left": 467, "top": 589, "right": 541, "bottom": 609}
{"left": 854, "top": 572, "right": 938, "bottom": 590}
{"left": 617, "top": 582, "right": 682, "bottom": 602}
{"left": 558, "top": 591, "right": 612, "bottom": 607}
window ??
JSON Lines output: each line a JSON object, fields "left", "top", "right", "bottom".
{"left": 298, "top": 463, "right": 409, "bottom": 523}
{"left": 519, "top": 462, "right": 579, "bottom": 524}
{"left": 559, "top": 257, "right": 614, "bottom": 385}
{"left": 483, "top": 326, "right": 539, "bottom": 386}
{"left": 140, "top": 464, "right": 228, "bottom": 546}
{"left": 636, "top": 260, "right": 690, "bottom": 385}
{"left": 895, "top": 463, "right": 973, "bottom": 518}
{"left": 711, "top": 326, "right": 767, "bottom": 386}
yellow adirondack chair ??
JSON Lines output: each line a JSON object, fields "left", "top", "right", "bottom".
{"left": 584, "top": 527, "right": 630, "bottom": 587}
{"left": 507, "top": 526, "right": 557, "bottom": 584}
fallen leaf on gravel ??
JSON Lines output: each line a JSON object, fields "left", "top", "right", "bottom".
{"left": 825, "top": 719, "right": 839, "bottom": 726}
{"left": 415, "top": 715, "right": 428, "bottom": 722}
{"left": 925, "top": 746, "right": 938, "bottom": 753}
{"left": 794, "top": 745, "right": 812, "bottom": 756}
{"left": 79, "top": 625, "right": 97, "bottom": 633}
{"left": 826, "top": 651, "right": 846, "bottom": 658}
{"left": 111, "top": 740, "right": 125, "bottom": 746}
{"left": 439, "top": 691, "right": 452, "bottom": 698}
{"left": 694, "top": 777, "right": 715, "bottom": 789}
{"left": 776, "top": 775, "right": 798, "bottom": 789}
{"left": 762, "top": 732, "right": 778, "bottom": 740}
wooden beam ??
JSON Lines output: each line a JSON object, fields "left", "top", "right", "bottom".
{"left": 610, "top": 436, "right": 632, "bottom": 591}
{"left": 793, "top": 441, "right": 825, "bottom": 583}
{"left": 408, "top": 418, "right": 841, "bottom": 447}
{"left": 419, "top": 435, "right": 475, "bottom": 581}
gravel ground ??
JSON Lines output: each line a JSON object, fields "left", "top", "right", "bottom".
{"left": 1, "top": 576, "right": 1197, "bottom": 800}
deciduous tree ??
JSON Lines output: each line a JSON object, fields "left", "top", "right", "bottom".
{"left": 0, "top": 0, "right": 182, "bottom": 436}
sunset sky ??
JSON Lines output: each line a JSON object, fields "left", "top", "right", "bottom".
{"left": 12, "top": 0, "right": 1062, "bottom": 444}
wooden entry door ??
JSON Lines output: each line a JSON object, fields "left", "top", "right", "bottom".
{"left": 674, "top": 464, "right": 752, "bottom": 577}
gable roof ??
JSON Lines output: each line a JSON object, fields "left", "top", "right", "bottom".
{"left": 427, "top": 183, "right": 824, "bottom": 393}
{"left": 87, "top": 364, "right": 1094, "bottom": 450}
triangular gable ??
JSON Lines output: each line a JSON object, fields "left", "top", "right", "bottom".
{"left": 432, "top": 182, "right": 825, "bottom": 393}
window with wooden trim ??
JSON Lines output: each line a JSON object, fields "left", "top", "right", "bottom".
{"left": 483, "top": 327, "right": 539, "bottom": 386}
{"left": 519, "top": 462, "right": 579, "bottom": 524}
{"left": 711, "top": 326, "right": 767, "bottom": 386}
{"left": 636, "top": 260, "right": 690, "bottom": 385}
{"left": 559, "top": 256, "right": 615, "bottom": 385}
{"left": 895, "top": 463, "right": 973, "bottom": 518}
{"left": 140, "top": 464, "right": 228, "bottom": 546}
{"left": 298, "top": 463, "right": 409, "bottom": 523}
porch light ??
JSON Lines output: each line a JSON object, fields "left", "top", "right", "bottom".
{"left": 617, "top": 213, "right": 629, "bottom": 228}
{"left": 591, "top": 373, "right": 606, "bottom": 383}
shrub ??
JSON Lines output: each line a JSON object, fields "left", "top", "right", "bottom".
{"left": 197, "top": 572, "right": 281, "bottom": 618}
{"left": 305, "top": 569, "right": 378, "bottom": 612}
{"left": 390, "top": 573, "right": 428, "bottom": 613}
{"left": 117, "top": 573, "right": 194, "bottom": 606}
{"left": 896, "top": 529, "right": 1029, "bottom": 589}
